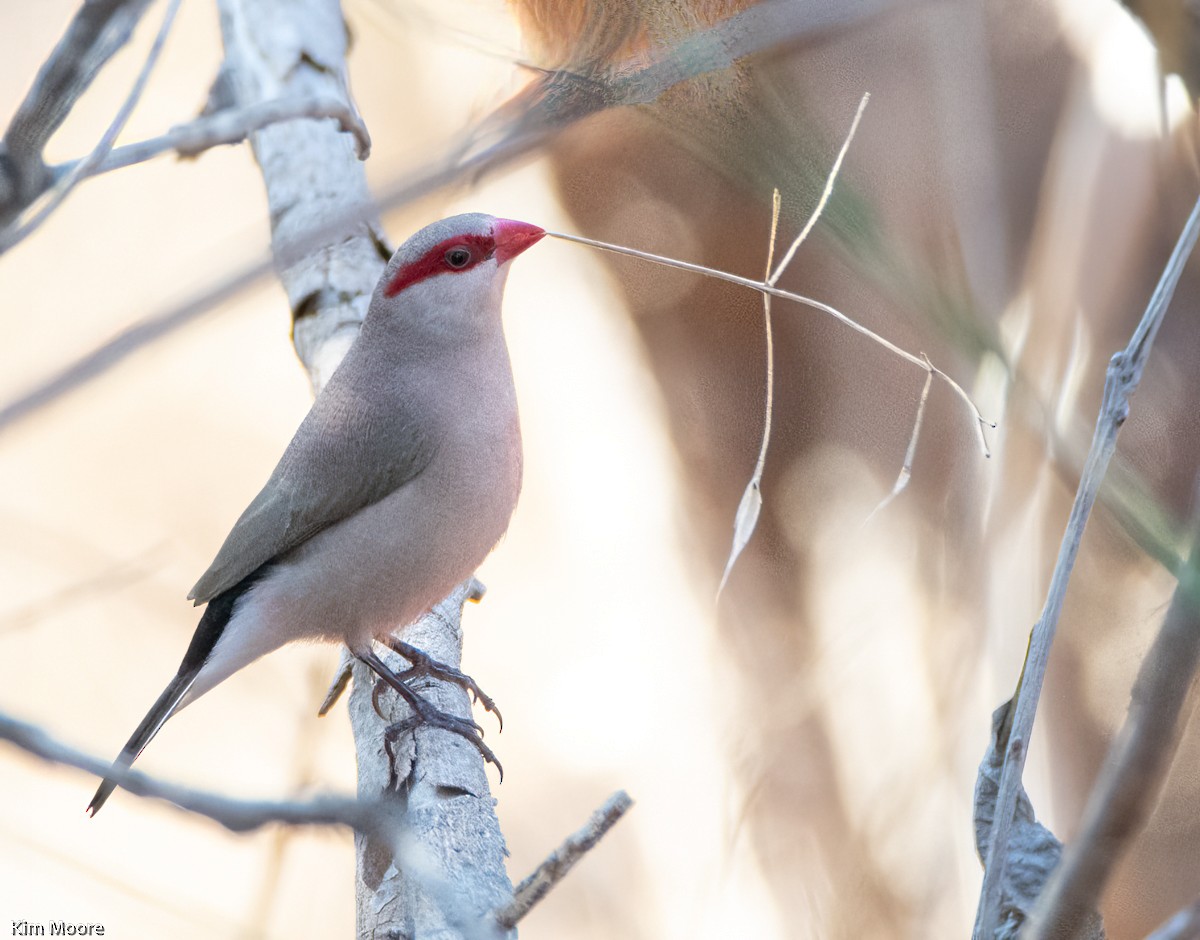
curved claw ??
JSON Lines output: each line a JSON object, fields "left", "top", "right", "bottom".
{"left": 359, "top": 646, "right": 504, "bottom": 783}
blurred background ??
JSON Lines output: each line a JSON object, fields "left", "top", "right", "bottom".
{"left": 2, "top": 0, "right": 1199, "bottom": 937}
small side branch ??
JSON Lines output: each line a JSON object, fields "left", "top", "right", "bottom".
{"left": 53, "top": 94, "right": 372, "bottom": 181}
{"left": 494, "top": 790, "right": 634, "bottom": 929}
{"left": 866, "top": 358, "right": 934, "bottom": 523}
{"left": 973, "top": 192, "right": 1200, "bottom": 939}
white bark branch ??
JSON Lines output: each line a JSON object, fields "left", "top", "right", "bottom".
{"left": 214, "top": 1, "right": 513, "bottom": 935}
{"left": 52, "top": 94, "right": 371, "bottom": 180}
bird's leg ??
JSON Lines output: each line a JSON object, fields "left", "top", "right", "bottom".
{"left": 356, "top": 648, "right": 503, "bottom": 782}
{"left": 380, "top": 634, "right": 503, "bottom": 732}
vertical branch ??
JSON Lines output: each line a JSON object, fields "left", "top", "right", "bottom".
{"left": 213, "top": 1, "right": 514, "bottom": 934}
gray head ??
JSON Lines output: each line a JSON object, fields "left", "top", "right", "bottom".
{"left": 374, "top": 213, "right": 546, "bottom": 316}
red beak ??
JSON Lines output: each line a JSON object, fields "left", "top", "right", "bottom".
{"left": 493, "top": 218, "right": 546, "bottom": 264}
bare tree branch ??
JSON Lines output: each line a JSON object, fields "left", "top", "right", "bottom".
{"left": 0, "top": 0, "right": 154, "bottom": 223}
{"left": 53, "top": 94, "right": 372, "bottom": 180}
{"left": 0, "top": 0, "right": 183, "bottom": 257}
{"left": 1025, "top": 510, "right": 1200, "bottom": 939}
{"left": 0, "top": 707, "right": 386, "bottom": 835}
{"left": 973, "top": 192, "right": 1200, "bottom": 939}
{"left": 495, "top": 790, "right": 634, "bottom": 929}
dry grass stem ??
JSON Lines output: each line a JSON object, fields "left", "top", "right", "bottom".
{"left": 716, "top": 188, "right": 781, "bottom": 598}
{"left": 866, "top": 357, "right": 934, "bottom": 523}
{"left": 768, "top": 91, "right": 870, "bottom": 286}
{"left": 545, "top": 231, "right": 994, "bottom": 456}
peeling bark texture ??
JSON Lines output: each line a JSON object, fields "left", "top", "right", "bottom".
{"left": 216, "top": 0, "right": 385, "bottom": 392}
{"left": 214, "top": 2, "right": 513, "bottom": 935}
{"left": 350, "top": 585, "right": 514, "bottom": 940}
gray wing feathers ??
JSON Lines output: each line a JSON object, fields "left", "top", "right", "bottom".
{"left": 188, "top": 383, "right": 435, "bottom": 605}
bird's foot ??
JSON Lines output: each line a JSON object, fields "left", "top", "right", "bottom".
{"left": 383, "top": 706, "right": 503, "bottom": 785}
{"left": 380, "top": 635, "right": 503, "bottom": 732}
{"left": 358, "top": 647, "right": 504, "bottom": 784}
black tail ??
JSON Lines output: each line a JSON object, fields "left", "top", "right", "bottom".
{"left": 86, "top": 669, "right": 198, "bottom": 816}
{"left": 86, "top": 565, "right": 272, "bottom": 816}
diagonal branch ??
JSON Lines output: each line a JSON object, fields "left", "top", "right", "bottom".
{"left": 494, "top": 790, "right": 634, "bottom": 929}
{"left": 0, "top": 0, "right": 183, "bottom": 257}
{"left": 0, "top": 0, "right": 154, "bottom": 223}
{"left": 1024, "top": 505, "right": 1200, "bottom": 938}
{"left": 972, "top": 191, "right": 1200, "bottom": 940}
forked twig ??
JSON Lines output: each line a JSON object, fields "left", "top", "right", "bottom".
{"left": 541, "top": 237, "right": 994, "bottom": 456}
{"left": 714, "top": 93, "right": 872, "bottom": 596}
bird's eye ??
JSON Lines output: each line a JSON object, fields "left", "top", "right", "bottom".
{"left": 445, "top": 246, "right": 472, "bottom": 269}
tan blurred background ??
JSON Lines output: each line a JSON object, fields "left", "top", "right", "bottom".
{"left": 0, "top": 2, "right": 769, "bottom": 937}
{"left": 2, "top": 0, "right": 1199, "bottom": 938}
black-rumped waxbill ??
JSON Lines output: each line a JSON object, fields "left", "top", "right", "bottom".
{"left": 88, "top": 213, "right": 545, "bottom": 815}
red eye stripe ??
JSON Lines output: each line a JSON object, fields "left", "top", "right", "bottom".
{"left": 384, "top": 233, "right": 496, "bottom": 297}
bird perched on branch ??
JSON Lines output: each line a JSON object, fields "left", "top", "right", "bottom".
{"left": 88, "top": 212, "right": 545, "bottom": 815}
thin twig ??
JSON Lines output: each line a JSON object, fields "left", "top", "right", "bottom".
{"left": 0, "top": 255, "right": 268, "bottom": 433}
{"left": 545, "top": 230, "right": 994, "bottom": 457}
{"left": 0, "top": 0, "right": 183, "bottom": 257}
{"left": 973, "top": 192, "right": 1200, "bottom": 940}
{"left": 768, "top": 92, "right": 870, "bottom": 287}
{"left": 716, "top": 94, "right": 872, "bottom": 595}
{"left": 52, "top": 94, "right": 372, "bottom": 180}
{"left": 494, "top": 790, "right": 634, "bottom": 929}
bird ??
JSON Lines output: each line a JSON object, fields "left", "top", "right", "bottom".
{"left": 87, "top": 212, "right": 545, "bottom": 815}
